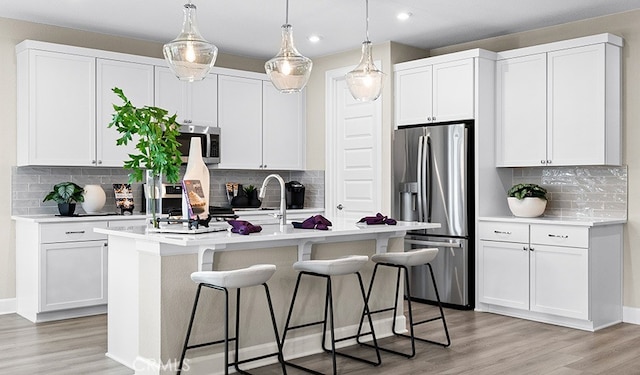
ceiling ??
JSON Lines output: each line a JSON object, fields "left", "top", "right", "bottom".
{"left": 2, "top": 0, "right": 640, "bottom": 60}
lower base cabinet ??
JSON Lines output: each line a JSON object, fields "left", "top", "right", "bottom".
{"left": 477, "top": 220, "right": 622, "bottom": 331}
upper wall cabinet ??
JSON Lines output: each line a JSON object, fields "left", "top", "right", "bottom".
{"left": 17, "top": 41, "right": 156, "bottom": 167}
{"left": 496, "top": 34, "right": 622, "bottom": 167}
{"left": 394, "top": 56, "right": 474, "bottom": 127}
{"left": 155, "top": 66, "right": 218, "bottom": 127}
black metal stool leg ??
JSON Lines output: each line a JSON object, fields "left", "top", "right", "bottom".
{"left": 262, "top": 283, "right": 288, "bottom": 375}
{"left": 178, "top": 284, "right": 203, "bottom": 375}
{"left": 423, "top": 263, "right": 451, "bottom": 347}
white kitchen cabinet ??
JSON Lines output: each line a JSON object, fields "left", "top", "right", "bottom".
{"left": 262, "top": 82, "right": 306, "bottom": 170}
{"left": 155, "top": 66, "right": 218, "bottom": 127}
{"left": 394, "top": 57, "right": 474, "bottom": 126}
{"left": 97, "top": 59, "right": 154, "bottom": 167}
{"left": 477, "top": 219, "right": 622, "bottom": 331}
{"left": 17, "top": 49, "right": 96, "bottom": 166}
{"left": 496, "top": 34, "right": 622, "bottom": 167}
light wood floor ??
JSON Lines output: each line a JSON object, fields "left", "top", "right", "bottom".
{"left": 2, "top": 303, "right": 640, "bottom": 374}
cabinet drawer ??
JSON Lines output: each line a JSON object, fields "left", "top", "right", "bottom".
{"left": 530, "top": 225, "right": 588, "bottom": 248}
{"left": 40, "top": 221, "right": 108, "bottom": 243}
{"left": 478, "top": 221, "right": 529, "bottom": 243}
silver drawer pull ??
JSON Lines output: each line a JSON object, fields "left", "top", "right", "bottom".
{"left": 65, "top": 230, "right": 86, "bottom": 234}
{"left": 494, "top": 230, "right": 511, "bottom": 235}
{"left": 548, "top": 234, "right": 569, "bottom": 239}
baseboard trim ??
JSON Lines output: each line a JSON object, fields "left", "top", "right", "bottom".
{"left": 623, "top": 306, "right": 640, "bottom": 325}
{"left": 0, "top": 298, "right": 16, "bottom": 315}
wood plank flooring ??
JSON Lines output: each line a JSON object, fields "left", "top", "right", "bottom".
{"left": 1, "top": 303, "right": 640, "bottom": 374}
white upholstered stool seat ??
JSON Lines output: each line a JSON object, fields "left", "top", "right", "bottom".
{"left": 371, "top": 248, "right": 438, "bottom": 267}
{"left": 293, "top": 255, "right": 369, "bottom": 276}
{"left": 191, "top": 264, "right": 276, "bottom": 289}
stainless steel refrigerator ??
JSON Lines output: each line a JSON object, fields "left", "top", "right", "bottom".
{"left": 394, "top": 121, "right": 474, "bottom": 309}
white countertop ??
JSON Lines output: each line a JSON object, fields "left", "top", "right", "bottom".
{"left": 478, "top": 216, "right": 626, "bottom": 226}
{"left": 96, "top": 219, "right": 439, "bottom": 247}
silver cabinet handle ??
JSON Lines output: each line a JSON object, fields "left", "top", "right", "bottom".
{"left": 493, "top": 230, "right": 512, "bottom": 235}
{"left": 427, "top": 117, "right": 432, "bottom": 121}
{"left": 97, "top": 160, "right": 102, "bottom": 165}
{"left": 548, "top": 234, "right": 569, "bottom": 239}
{"left": 540, "top": 160, "right": 545, "bottom": 164}
{"left": 65, "top": 230, "right": 86, "bottom": 234}
{"left": 523, "top": 246, "right": 528, "bottom": 251}
{"left": 336, "top": 204, "right": 344, "bottom": 210}
{"left": 432, "top": 116, "right": 436, "bottom": 121}
{"left": 92, "top": 160, "right": 96, "bottom": 164}
{"left": 547, "top": 160, "right": 552, "bottom": 164}
{"left": 529, "top": 247, "right": 534, "bottom": 251}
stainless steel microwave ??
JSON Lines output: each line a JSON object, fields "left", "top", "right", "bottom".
{"left": 177, "top": 124, "right": 220, "bottom": 164}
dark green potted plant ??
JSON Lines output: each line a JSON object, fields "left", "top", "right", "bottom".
{"left": 507, "top": 183, "right": 548, "bottom": 217}
{"left": 43, "top": 182, "right": 85, "bottom": 216}
{"left": 108, "top": 87, "right": 182, "bottom": 227}
{"left": 244, "top": 185, "right": 261, "bottom": 208}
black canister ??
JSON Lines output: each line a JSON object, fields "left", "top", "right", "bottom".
{"left": 285, "top": 181, "right": 305, "bottom": 209}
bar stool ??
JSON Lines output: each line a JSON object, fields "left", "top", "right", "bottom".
{"left": 356, "top": 248, "right": 450, "bottom": 359}
{"left": 281, "top": 255, "right": 381, "bottom": 375}
{"left": 177, "top": 264, "right": 286, "bottom": 375}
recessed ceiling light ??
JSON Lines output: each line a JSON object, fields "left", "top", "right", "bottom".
{"left": 308, "top": 34, "right": 323, "bottom": 43}
{"left": 397, "top": 12, "right": 412, "bottom": 21}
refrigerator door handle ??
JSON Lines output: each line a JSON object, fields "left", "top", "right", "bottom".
{"left": 425, "top": 134, "right": 433, "bottom": 222}
{"left": 417, "top": 135, "right": 425, "bottom": 222}
{"left": 404, "top": 239, "right": 463, "bottom": 248}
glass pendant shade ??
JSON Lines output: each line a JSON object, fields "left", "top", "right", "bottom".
{"left": 346, "top": 41, "right": 385, "bottom": 102}
{"left": 163, "top": 3, "right": 218, "bottom": 82}
{"left": 265, "top": 24, "right": 313, "bottom": 93}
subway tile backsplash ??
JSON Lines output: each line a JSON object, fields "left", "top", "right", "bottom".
{"left": 12, "top": 167, "right": 325, "bottom": 215}
{"left": 512, "top": 166, "right": 627, "bottom": 219}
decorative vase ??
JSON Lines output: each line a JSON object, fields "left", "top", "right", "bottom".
{"left": 82, "top": 184, "right": 106, "bottom": 214}
{"left": 145, "top": 170, "right": 163, "bottom": 228}
{"left": 249, "top": 190, "right": 261, "bottom": 208}
{"left": 57, "top": 203, "right": 76, "bottom": 216}
{"left": 507, "top": 197, "right": 547, "bottom": 217}
{"left": 182, "top": 137, "right": 210, "bottom": 220}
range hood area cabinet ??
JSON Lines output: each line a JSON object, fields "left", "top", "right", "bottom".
{"left": 216, "top": 75, "right": 305, "bottom": 171}
{"left": 16, "top": 41, "right": 154, "bottom": 167}
{"left": 496, "top": 33, "right": 622, "bottom": 167}
{"left": 394, "top": 49, "right": 494, "bottom": 127}
{"left": 155, "top": 66, "right": 218, "bottom": 127}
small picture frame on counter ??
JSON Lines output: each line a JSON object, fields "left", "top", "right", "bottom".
{"left": 113, "top": 184, "right": 134, "bottom": 215}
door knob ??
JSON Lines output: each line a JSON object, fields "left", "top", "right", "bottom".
{"left": 336, "top": 204, "right": 344, "bottom": 210}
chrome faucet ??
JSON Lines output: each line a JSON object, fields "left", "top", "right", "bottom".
{"left": 259, "top": 174, "right": 287, "bottom": 229}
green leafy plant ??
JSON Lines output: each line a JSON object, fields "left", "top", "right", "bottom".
{"left": 243, "top": 185, "right": 256, "bottom": 196}
{"left": 507, "top": 183, "right": 548, "bottom": 200}
{"left": 108, "top": 87, "right": 182, "bottom": 184}
{"left": 43, "top": 182, "right": 85, "bottom": 204}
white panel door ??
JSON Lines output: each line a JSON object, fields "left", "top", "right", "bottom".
{"left": 478, "top": 240, "right": 530, "bottom": 310}
{"left": 432, "top": 58, "right": 475, "bottom": 122}
{"left": 189, "top": 73, "right": 218, "bottom": 127}
{"left": 28, "top": 50, "right": 95, "bottom": 166}
{"left": 394, "top": 65, "right": 432, "bottom": 126}
{"left": 548, "top": 44, "right": 605, "bottom": 165}
{"left": 97, "top": 59, "right": 154, "bottom": 167}
{"left": 155, "top": 66, "right": 186, "bottom": 123}
{"left": 262, "top": 82, "right": 305, "bottom": 170}
{"left": 217, "top": 75, "right": 263, "bottom": 169}
{"left": 496, "top": 53, "right": 547, "bottom": 167}
{"left": 332, "top": 78, "right": 382, "bottom": 220}
{"left": 530, "top": 244, "right": 589, "bottom": 320}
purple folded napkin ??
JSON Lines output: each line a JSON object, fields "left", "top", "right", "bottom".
{"left": 357, "top": 213, "right": 397, "bottom": 225}
{"left": 228, "top": 220, "right": 263, "bottom": 235}
{"left": 292, "top": 215, "right": 333, "bottom": 230}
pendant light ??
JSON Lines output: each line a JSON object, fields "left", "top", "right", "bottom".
{"left": 265, "top": 0, "right": 313, "bottom": 93}
{"left": 163, "top": 1, "right": 218, "bottom": 82}
{"left": 346, "top": 0, "right": 385, "bottom": 102}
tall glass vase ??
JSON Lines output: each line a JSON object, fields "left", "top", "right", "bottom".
{"left": 145, "top": 170, "right": 163, "bottom": 228}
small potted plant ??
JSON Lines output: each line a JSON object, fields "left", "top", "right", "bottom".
{"left": 43, "top": 182, "right": 85, "bottom": 216}
{"left": 244, "top": 185, "right": 262, "bottom": 208}
{"left": 507, "top": 183, "right": 548, "bottom": 217}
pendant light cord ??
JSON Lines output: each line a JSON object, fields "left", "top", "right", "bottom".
{"left": 365, "top": 0, "right": 370, "bottom": 42}
{"left": 285, "top": 0, "right": 290, "bottom": 25}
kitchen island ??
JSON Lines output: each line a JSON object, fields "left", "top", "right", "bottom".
{"left": 96, "top": 219, "right": 438, "bottom": 374}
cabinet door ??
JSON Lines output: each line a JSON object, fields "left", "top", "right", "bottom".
{"left": 262, "top": 82, "right": 305, "bottom": 170}
{"left": 530, "top": 244, "right": 588, "bottom": 320}
{"left": 41, "top": 241, "right": 108, "bottom": 311}
{"left": 24, "top": 50, "right": 96, "bottom": 166}
{"left": 432, "top": 58, "right": 474, "bottom": 122}
{"left": 478, "top": 240, "right": 530, "bottom": 310}
{"left": 394, "top": 65, "right": 433, "bottom": 126}
{"left": 217, "top": 75, "right": 263, "bottom": 169}
{"left": 188, "top": 73, "right": 218, "bottom": 127}
{"left": 97, "top": 59, "right": 154, "bottom": 167}
{"left": 155, "top": 66, "right": 186, "bottom": 123}
{"left": 547, "top": 44, "right": 605, "bottom": 165}
{"left": 496, "top": 53, "right": 547, "bottom": 167}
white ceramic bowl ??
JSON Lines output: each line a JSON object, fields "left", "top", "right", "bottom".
{"left": 507, "top": 197, "right": 547, "bottom": 217}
